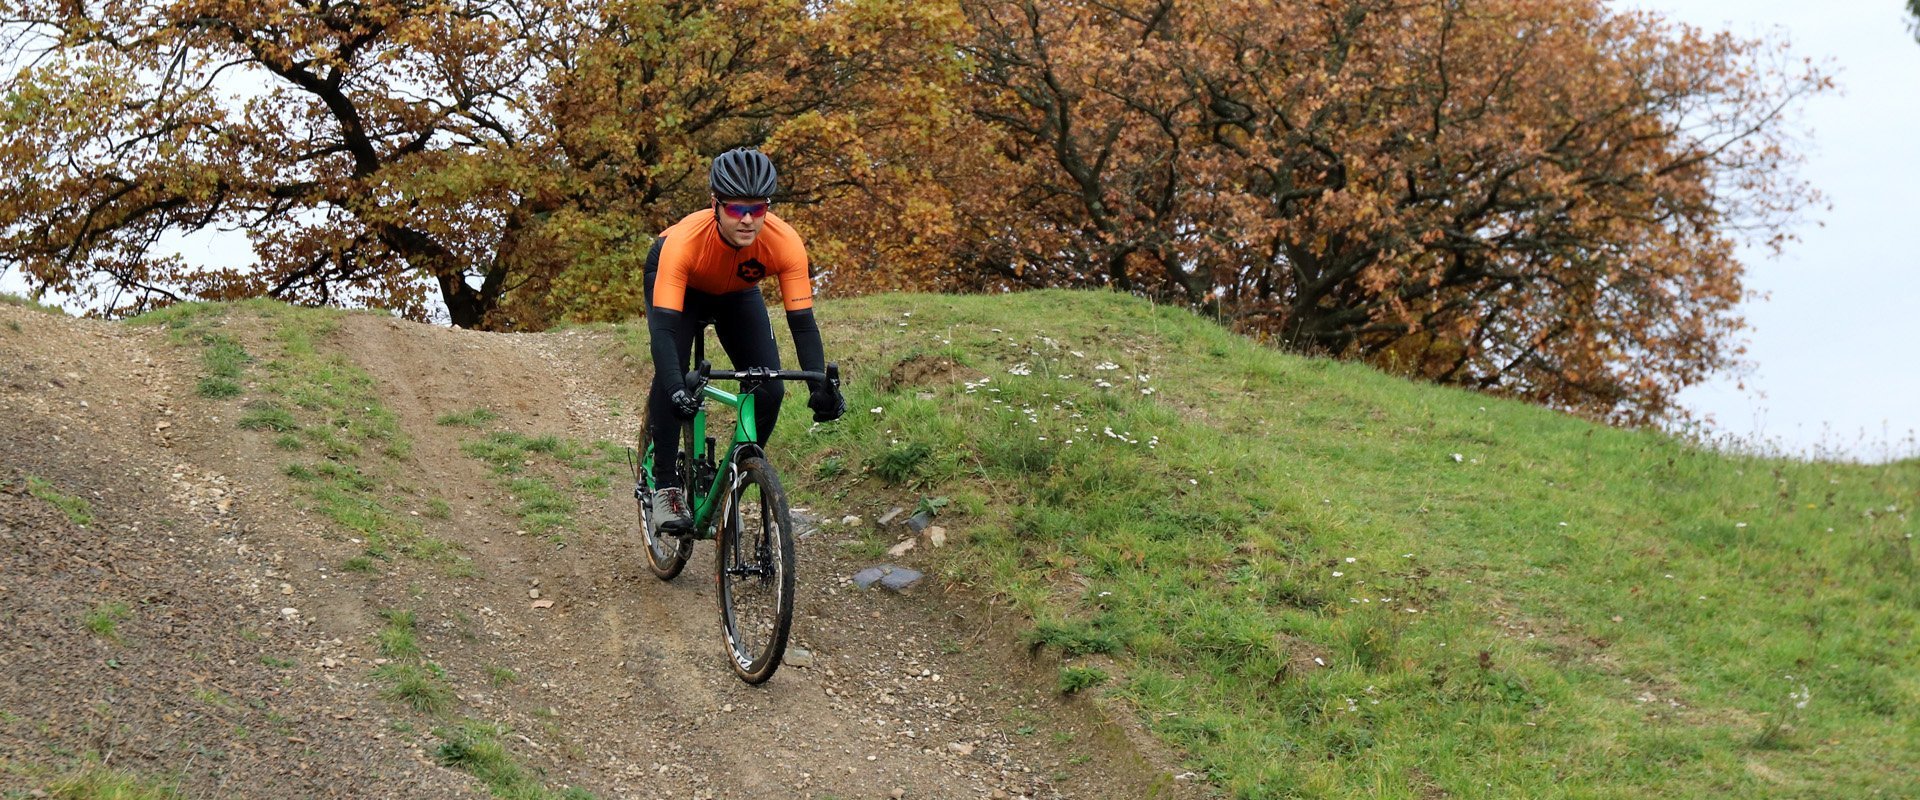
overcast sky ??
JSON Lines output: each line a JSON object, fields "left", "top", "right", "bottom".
{"left": 1635, "top": 0, "right": 1920, "bottom": 462}
{"left": 5, "top": 2, "right": 1915, "bottom": 462}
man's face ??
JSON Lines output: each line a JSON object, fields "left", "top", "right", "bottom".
{"left": 714, "top": 196, "right": 770, "bottom": 248}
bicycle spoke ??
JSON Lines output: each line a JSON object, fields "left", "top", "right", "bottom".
{"left": 717, "top": 457, "right": 794, "bottom": 684}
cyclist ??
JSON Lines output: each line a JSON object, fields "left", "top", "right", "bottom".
{"left": 643, "top": 147, "right": 845, "bottom": 536}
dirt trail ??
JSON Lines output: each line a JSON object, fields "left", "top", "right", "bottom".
{"left": 0, "top": 305, "right": 1194, "bottom": 799}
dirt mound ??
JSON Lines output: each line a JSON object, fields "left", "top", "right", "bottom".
{"left": 878, "top": 354, "right": 986, "bottom": 394}
{"left": 0, "top": 304, "right": 1193, "bottom": 799}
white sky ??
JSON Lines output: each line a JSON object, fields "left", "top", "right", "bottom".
{"left": 1633, "top": 0, "right": 1920, "bottom": 462}
{"left": 6, "top": 2, "right": 1916, "bottom": 461}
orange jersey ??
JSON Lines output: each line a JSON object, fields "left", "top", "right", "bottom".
{"left": 649, "top": 209, "right": 814, "bottom": 313}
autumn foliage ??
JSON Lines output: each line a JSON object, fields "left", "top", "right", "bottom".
{"left": 0, "top": 0, "right": 1826, "bottom": 421}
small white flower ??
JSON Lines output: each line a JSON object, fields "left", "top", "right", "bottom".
{"left": 1188, "top": 478, "right": 1198, "bottom": 485}
{"left": 1344, "top": 557, "right": 1356, "bottom": 563}
{"left": 1095, "top": 361, "right": 1120, "bottom": 371}
{"left": 1735, "top": 522, "right": 1747, "bottom": 528}
{"left": 870, "top": 406, "right": 885, "bottom": 414}
{"left": 1451, "top": 453, "right": 1464, "bottom": 462}
{"left": 1332, "top": 571, "right": 1344, "bottom": 577}
{"left": 1558, "top": 522, "right": 1568, "bottom": 527}
{"left": 1098, "top": 591, "right": 1112, "bottom": 597}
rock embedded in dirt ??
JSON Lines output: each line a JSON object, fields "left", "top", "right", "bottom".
{"left": 887, "top": 539, "right": 916, "bottom": 557}
{"left": 879, "top": 567, "right": 924, "bottom": 592}
{"left": 786, "top": 647, "right": 815, "bottom": 668}
{"left": 853, "top": 566, "right": 889, "bottom": 589}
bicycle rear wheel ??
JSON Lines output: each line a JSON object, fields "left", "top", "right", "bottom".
{"left": 636, "top": 405, "right": 694, "bottom": 580}
{"left": 716, "top": 456, "right": 795, "bottom": 684}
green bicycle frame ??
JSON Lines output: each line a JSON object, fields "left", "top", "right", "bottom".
{"left": 684, "top": 381, "right": 759, "bottom": 535}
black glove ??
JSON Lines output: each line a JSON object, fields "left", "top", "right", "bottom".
{"left": 668, "top": 386, "right": 702, "bottom": 419}
{"left": 807, "top": 381, "right": 845, "bottom": 423}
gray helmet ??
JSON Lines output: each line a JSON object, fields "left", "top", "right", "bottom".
{"left": 709, "top": 148, "right": 778, "bottom": 199}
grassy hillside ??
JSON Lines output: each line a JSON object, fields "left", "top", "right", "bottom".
{"left": 767, "top": 289, "right": 1919, "bottom": 798}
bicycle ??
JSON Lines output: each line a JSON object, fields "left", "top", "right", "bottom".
{"left": 628, "top": 322, "right": 839, "bottom": 684}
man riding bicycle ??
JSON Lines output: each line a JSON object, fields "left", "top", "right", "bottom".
{"left": 643, "top": 147, "right": 845, "bottom": 537}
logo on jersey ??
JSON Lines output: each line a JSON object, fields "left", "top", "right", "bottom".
{"left": 737, "top": 258, "right": 767, "bottom": 282}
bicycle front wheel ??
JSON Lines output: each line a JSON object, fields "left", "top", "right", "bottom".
{"left": 715, "top": 456, "right": 796, "bottom": 684}
{"left": 636, "top": 405, "right": 693, "bottom": 581}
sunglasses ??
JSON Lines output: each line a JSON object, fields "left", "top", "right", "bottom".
{"left": 717, "top": 201, "right": 770, "bottom": 219}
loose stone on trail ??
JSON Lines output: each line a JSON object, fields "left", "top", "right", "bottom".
{"left": 906, "top": 511, "right": 932, "bottom": 533}
{"left": 880, "top": 567, "right": 923, "bottom": 591}
{"left": 852, "top": 565, "right": 923, "bottom": 591}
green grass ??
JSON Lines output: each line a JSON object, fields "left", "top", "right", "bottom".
{"left": 376, "top": 609, "right": 421, "bottom": 659}
{"left": 1058, "top": 665, "right": 1109, "bottom": 695}
{"left": 434, "top": 719, "right": 599, "bottom": 800}
{"left": 456, "top": 430, "right": 627, "bottom": 537}
{"left": 195, "top": 333, "right": 250, "bottom": 398}
{"left": 40, "top": 763, "right": 184, "bottom": 799}
{"left": 375, "top": 663, "right": 453, "bottom": 714}
{"left": 425, "top": 497, "right": 453, "bottom": 519}
{"left": 437, "top": 407, "right": 500, "bottom": 427}
{"left": 237, "top": 401, "right": 299, "bottom": 432}
{"left": 25, "top": 475, "right": 93, "bottom": 526}
{"left": 82, "top": 601, "right": 131, "bottom": 642}
{"left": 777, "top": 290, "right": 1920, "bottom": 799}
{"left": 0, "top": 291, "right": 67, "bottom": 315}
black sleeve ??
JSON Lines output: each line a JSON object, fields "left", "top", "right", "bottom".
{"left": 648, "top": 307, "right": 687, "bottom": 395}
{"left": 786, "top": 308, "right": 827, "bottom": 377}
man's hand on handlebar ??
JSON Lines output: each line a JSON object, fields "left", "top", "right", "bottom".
{"left": 668, "top": 381, "right": 703, "bottom": 419}
{"left": 809, "top": 364, "right": 845, "bottom": 423}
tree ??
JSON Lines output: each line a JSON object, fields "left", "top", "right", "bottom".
{"left": 0, "top": 0, "right": 572, "bottom": 326}
{"left": 0, "top": 0, "right": 962, "bottom": 328}
{"left": 955, "top": 0, "right": 1828, "bottom": 423}
{"left": 516, "top": 0, "right": 985, "bottom": 324}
